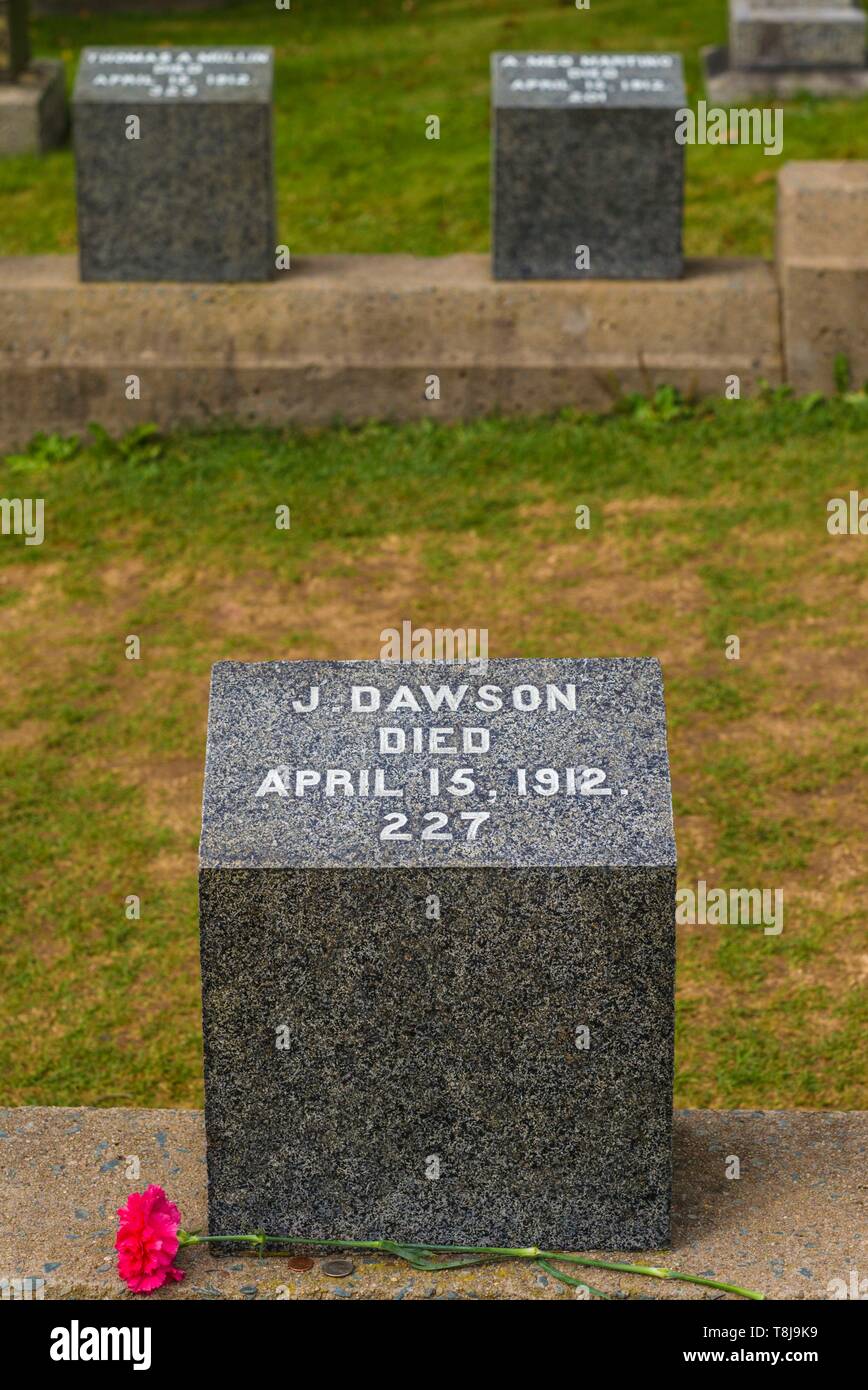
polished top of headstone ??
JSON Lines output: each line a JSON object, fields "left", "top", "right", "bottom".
{"left": 199, "top": 658, "right": 676, "bottom": 870}
{"left": 73, "top": 46, "right": 273, "bottom": 103}
{"left": 492, "top": 51, "right": 686, "bottom": 109}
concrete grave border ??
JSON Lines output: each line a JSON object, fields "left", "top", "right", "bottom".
{"left": 1, "top": 1106, "right": 863, "bottom": 1299}
{"left": 0, "top": 162, "right": 866, "bottom": 451}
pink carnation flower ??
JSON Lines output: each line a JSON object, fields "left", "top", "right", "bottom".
{"left": 116, "top": 1184, "right": 186, "bottom": 1293}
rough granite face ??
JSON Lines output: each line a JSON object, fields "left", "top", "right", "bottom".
{"left": 491, "top": 52, "right": 685, "bottom": 281}
{"left": 0, "top": 0, "right": 30, "bottom": 80}
{"left": 729, "top": 1, "right": 867, "bottom": 70}
{"left": 199, "top": 658, "right": 677, "bottom": 1250}
{"left": 72, "top": 47, "right": 275, "bottom": 282}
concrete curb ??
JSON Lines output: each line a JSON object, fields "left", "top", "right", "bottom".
{"left": 777, "top": 162, "right": 868, "bottom": 395}
{"left": 702, "top": 44, "right": 868, "bottom": 101}
{"left": 0, "top": 255, "right": 781, "bottom": 450}
{"left": 1, "top": 1107, "right": 864, "bottom": 1300}
{"left": 1, "top": 162, "right": 866, "bottom": 449}
{"left": 0, "top": 59, "right": 68, "bottom": 157}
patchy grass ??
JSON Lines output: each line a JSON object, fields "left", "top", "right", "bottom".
{"left": 1, "top": 0, "right": 866, "bottom": 260}
{"left": 1, "top": 393, "right": 867, "bottom": 1110}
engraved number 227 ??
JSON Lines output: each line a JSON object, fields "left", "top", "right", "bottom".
{"left": 380, "top": 811, "right": 491, "bottom": 842}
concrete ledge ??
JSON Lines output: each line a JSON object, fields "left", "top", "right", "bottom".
{"left": 0, "top": 61, "right": 68, "bottom": 157}
{"left": 0, "top": 254, "right": 782, "bottom": 450}
{"left": 1, "top": 1107, "right": 863, "bottom": 1299}
{"left": 702, "top": 44, "right": 868, "bottom": 101}
{"left": 777, "top": 161, "right": 868, "bottom": 393}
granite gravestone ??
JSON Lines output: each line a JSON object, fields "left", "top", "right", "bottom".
{"left": 730, "top": 0, "right": 866, "bottom": 70}
{"left": 199, "top": 658, "right": 676, "bottom": 1250}
{"left": 491, "top": 52, "right": 686, "bottom": 281}
{"left": 72, "top": 47, "right": 275, "bottom": 281}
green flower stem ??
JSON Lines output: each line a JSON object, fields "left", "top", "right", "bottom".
{"left": 537, "top": 1259, "right": 612, "bottom": 1299}
{"left": 546, "top": 1254, "right": 763, "bottom": 1301}
{"left": 177, "top": 1230, "right": 763, "bottom": 1299}
{"left": 385, "top": 1242, "right": 763, "bottom": 1299}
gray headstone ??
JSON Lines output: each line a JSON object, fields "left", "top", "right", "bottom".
{"left": 199, "top": 657, "right": 677, "bottom": 1250}
{"left": 491, "top": 52, "right": 686, "bottom": 281}
{"left": 0, "top": 0, "right": 30, "bottom": 81}
{"left": 729, "top": 0, "right": 867, "bottom": 70}
{"left": 72, "top": 47, "right": 275, "bottom": 281}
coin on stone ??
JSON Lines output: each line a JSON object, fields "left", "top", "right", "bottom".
{"left": 321, "top": 1257, "right": 354, "bottom": 1278}
{"left": 286, "top": 1256, "right": 314, "bottom": 1273}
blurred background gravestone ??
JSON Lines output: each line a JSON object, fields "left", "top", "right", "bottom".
{"left": 73, "top": 47, "right": 276, "bottom": 282}
{"left": 704, "top": 0, "right": 868, "bottom": 98}
{"left": 491, "top": 52, "right": 685, "bottom": 281}
{"left": 0, "top": 0, "right": 68, "bottom": 155}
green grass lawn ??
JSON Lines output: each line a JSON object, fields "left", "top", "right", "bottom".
{"left": 2, "top": 0, "right": 866, "bottom": 1117}
{"left": 1, "top": 393, "right": 867, "bottom": 1111}
{"left": 2, "top": 0, "right": 867, "bottom": 259}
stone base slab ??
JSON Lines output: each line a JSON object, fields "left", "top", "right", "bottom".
{"left": 729, "top": 1, "right": 867, "bottom": 72}
{"left": 0, "top": 60, "right": 68, "bottom": 157}
{"left": 0, "top": 1107, "right": 863, "bottom": 1299}
{"left": 777, "top": 160, "right": 868, "bottom": 392}
{"left": 0, "top": 253, "right": 781, "bottom": 451}
{"left": 702, "top": 44, "right": 868, "bottom": 99}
